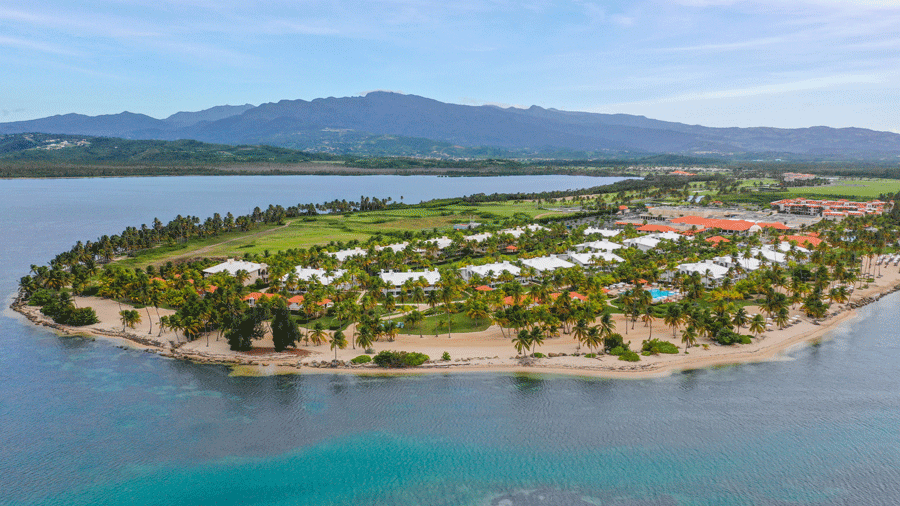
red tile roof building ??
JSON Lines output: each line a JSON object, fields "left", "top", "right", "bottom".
{"left": 637, "top": 224, "right": 678, "bottom": 233}
{"left": 770, "top": 198, "right": 888, "bottom": 218}
{"left": 778, "top": 235, "right": 824, "bottom": 248}
{"left": 670, "top": 216, "right": 789, "bottom": 233}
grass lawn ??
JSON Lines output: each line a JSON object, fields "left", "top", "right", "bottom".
{"left": 399, "top": 312, "right": 491, "bottom": 336}
{"left": 111, "top": 200, "right": 579, "bottom": 267}
{"left": 787, "top": 179, "right": 900, "bottom": 200}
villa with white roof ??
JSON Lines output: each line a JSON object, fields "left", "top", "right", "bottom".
{"left": 459, "top": 261, "right": 525, "bottom": 285}
{"left": 583, "top": 227, "right": 620, "bottom": 238}
{"left": 520, "top": 255, "right": 576, "bottom": 273}
{"left": 563, "top": 251, "right": 624, "bottom": 269}
{"left": 623, "top": 236, "right": 661, "bottom": 252}
{"left": 202, "top": 259, "right": 268, "bottom": 286}
{"left": 328, "top": 248, "right": 367, "bottom": 263}
{"left": 662, "top": 260, "right": 731, "bottom": 287}
{"left": 379, "top": 269, "right": 442, "bottom": 295}
{"left": 574, "top": 239, "right": 623, "bottom": 252}
{"left": 282, "top": 267, "right": 350, "bottom": 290}
{"left": 499, "top": 224, "right": 549, "bottom": 238}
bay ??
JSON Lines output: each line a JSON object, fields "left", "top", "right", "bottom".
{"left": 0, "top": 175, "right": 898, "bottom": 506}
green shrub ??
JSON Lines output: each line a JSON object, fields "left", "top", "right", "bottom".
{"left": 532, "top": 352, "right": 545, "bottom": 358}
{"left": 373, "top": 350, "right": 430, "bottom": 368}
{"left": 618, "top": 351, "right": 640, "bottom": 362}
{"left": 29, "top": 289, "right": 58, "bottom": 307}
{"left": 350, "top": 355, "right": 372, "bottom": 364}
{"left": 441, "top": 351, "right": 451, "bottom": 361}
{"left": 583, "top": 353, "right": 597, "bottom": 358}
{"left": 641, "top": 338, "right": 679, "bottom": 354}
{"left": 609, "top": 346, "right": 625, "bottom": 356}
{"left": 712, "top": 329, "right": 753, "bottom": 345}
{"left": 641, "top": 351, "right": 651, "bottom": 356}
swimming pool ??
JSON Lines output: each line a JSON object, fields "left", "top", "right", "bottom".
{"left": 648, "top": 288, "right": 674, "bottom": 301}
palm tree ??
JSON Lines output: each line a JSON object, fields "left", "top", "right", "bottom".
{"left": 309, "top": 322, "right": 328, "bottom": 346}
{"left": 774, "top": 307, "right": 790, "bottom": 329}
{"left": 584, "top": 326, "right": 603, "bottom": 355}
{"left": 748, "top": 314, "right": 766, "bottom": 337}
{"left": 572, "top": 319, "right": 589, "bottom": 352}
{"left": 681, "top": 325, "right": 698, "bottom": 351}
{"left": 119, "top": 309, "right": 141, "bottom": 332}
{"left": 330, "top": 330, "right": 347, "bottom": 361}
{"left": 512, "top": 329, "right": 531, "bottom": 357}
{"left": 404, "top": 310, "right": 425, "bottom": 338}
{"left": 641, "top": 306, "right": 656, "bottom": 338}
{"left": 529, "top": 327, "right": 545, "bottom": 357}
{"left": 664, "top": 304, "right": 682, "bottom": 338}
{"left": 732, "top": 306, "right": 749, "bottom": 332}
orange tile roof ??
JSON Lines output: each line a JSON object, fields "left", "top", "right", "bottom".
{"left": 618, "top": 205, "right": 629, "bottom": 210}
{"left": 475, "top": 285, "right": 494, "bottom": 292}
{"left": 243, "top": 292, "right": 276, "bottom": 302}
{"left": 637, "top": 224, "right": 678, "bottom": 232}
{"left": 705, "top": 235, "right": 731, "bottom": 244}
{"left": 779, "top": 235, "right": 823, "bottom": 247}
{"left": 670, "top": 216, "right": 789, "bottom": 232}
{"left": 549, "top": 291, "right": 588, "bottom": 302}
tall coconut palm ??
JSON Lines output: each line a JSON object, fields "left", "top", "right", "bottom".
{"left": 748, "top": 314, "right": 766, "bottom": 337}
{"left": 681, "top": 325, "right": 698, "bottom": 351}
{"left": 330, "top": 331, "right": 347, "bottom": 361}
{"left": 512, "top": 330, "right": 531, "bottom": 357}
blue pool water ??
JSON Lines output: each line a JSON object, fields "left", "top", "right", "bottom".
{"left": 649, "top": 288, "right": 674, "bottom": 300}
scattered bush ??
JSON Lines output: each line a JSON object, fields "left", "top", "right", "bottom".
{"left": 532, "top": 352, "right": 545, "bottom": 358}
{"left": 711, "top": 329, "right": 753, "bottom": 345}
{"left": 350, "top": 355, "right": 372, "bottom": 364}
{"left": 583, "top": 353, "right": 597, "bottom": 358}
{"left": 609, "top": 346, "right": 625, "bottom": 356}
{"left": 29, "top": 289, "right": 58, "bottom": 307}
{"left": 365, "top": 348, "right": 375, "bottom": 354}
{"left": 618, "top": 351, "right": 641, "bottom": 362}
{"left": 641, "top": 339, "right": 679, "bottom": 355}
{"left": 36, "top": 292, "right": 99, "bottom": 326}
{"left": 373, "top": 350, "right": 430, "bottom": 368}
{"left": 441, "top": 351, "right": 451, "bottom": 361}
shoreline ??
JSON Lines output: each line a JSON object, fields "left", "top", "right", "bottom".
{"left": 11, "top": 272, "right": 900, "bottom": 378}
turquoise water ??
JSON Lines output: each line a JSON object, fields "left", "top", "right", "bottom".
{"left": 649, "top": 288, "right": 673, "bottom": 300}
{"left": 1, "top": 175, "right": 899, "bottom": 505}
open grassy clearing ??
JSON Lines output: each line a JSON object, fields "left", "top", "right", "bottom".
{"left": 113, "top": 202, "right": 576, "bottom": 268}
{"left": 399, "top": 312, "right": 492, "bottom": 336}
{"left": 786, "top": 179, "right": 900, "bottom": 199}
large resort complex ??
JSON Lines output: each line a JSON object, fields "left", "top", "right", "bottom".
{"left": 15, "top": 175, "right": 900, "bottom": 377}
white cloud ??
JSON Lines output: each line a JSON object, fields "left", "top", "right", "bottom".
{"left": 0, "top": 35, "right": 82, "bottom": 56}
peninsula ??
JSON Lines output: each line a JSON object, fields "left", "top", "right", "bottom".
{"left": 14, "top": 171, "right": 900, "bottom": 377}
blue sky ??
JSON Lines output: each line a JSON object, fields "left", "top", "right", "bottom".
{"left": 1, "top": 0, "right": 898, "bottom": 132}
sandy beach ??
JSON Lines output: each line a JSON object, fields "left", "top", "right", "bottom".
{"left": 13, "top": 266, "right": 900, "bottom": 378}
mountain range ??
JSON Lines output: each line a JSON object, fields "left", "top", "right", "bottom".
{"left": 3, "top": 92, "right": 900, "bottom": 160}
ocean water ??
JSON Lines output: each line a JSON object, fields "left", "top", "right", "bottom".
{"left": 1, "top": 175, "right": 898, "bottom": 505}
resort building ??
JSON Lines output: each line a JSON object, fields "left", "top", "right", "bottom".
{"left": 711, "top": 255, "right": 762, "bottom": 272}
{"left": 647, "top": 231, "right": 684, "bottom": 242}
{"left": 376, "top": 242, "right": 409, "bottom": 253}
{"left": 782, "top": 172, "right": 817, "bottom": 182}
{"left": 499, "top": 224, "right": 549, "bottom": 238}
{"left": 328, "top": 248, "right": 367, "bottom": 263}
{"left": 287, "top": 295, "right": 333, "bottom": 312}
{"left": 574, "top": 239, "right": 623, "bottom": 252}
{"left": 770, "top": 198, "right": 888, "bottom": 218}
{"left": 424, "top": 237, "right": 453, "bottom": 250}
{"left": 202, "top": 259, "right": 268, "bottom": 286}
{"left": 520, "top": 255, "right": 576, "bottom": 273}
{"left": 464, "top": 232, "right": 493, "bottom": 243}
{"left": 459, "top": 261, "right": 525, "bottom": 285}
{"left": 453, "top": 222, "right": 481, "bottom": 230}
{"left": 379, "top": 269, "right": 441, "bottom": 295}
{"left": 282, "top": 267, "right": 349, "bottom": 290}
{"left": 669, "top": 216, "right": 790, "bottom": 235}
{"left": 663, "top": 261, "right": 731, "bottom": 287}
{"left": 563, "top": 251, "right": 623, "bottom": 269}
{"left": 623, "top": 236, "right": 661, "bottom": 252}
{"left": 582, "top": 227, "right": 620, "bottom": 238}
{"left": 241, "top": 292, "right": 278, "bottom": 307}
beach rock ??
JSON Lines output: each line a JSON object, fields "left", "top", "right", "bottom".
{"left": 548, "top": 353, "right": 560, "bottom": 358}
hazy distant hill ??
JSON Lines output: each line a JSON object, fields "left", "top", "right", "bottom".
{"left": 3, "top": 92, "right": 900, "bottom": 160}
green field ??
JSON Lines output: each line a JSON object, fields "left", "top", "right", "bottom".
{"left": 114, "top": 201, "right": 573, "bottom": 268}
{"left": 786, "top": 179, "right": 900, "bottom": 199}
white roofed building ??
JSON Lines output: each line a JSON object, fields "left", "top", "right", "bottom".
{"left": 283, "top": 267, "right": 350, "bottom": 290}
{"left": 583, "top": 227, "right": 620, "bottom": 238}
{"left": 521, "top": 255, "right": 576, "bottom": 274}
{"left": 563, "top": 251, "right": 624, "bottom": 269}
{"left": 328, "top": 248, "right": 367, "bottom": 263}
{"left": 459, "top": 261, "right": 525, "bottom": 285}
{"left": 623, "top": 236, "right": 661, "bottom": 252}
{"left": 499, "top": 224, "right": 549, "bottom": 238}
{"left": 202, "top": 259, "right": 268, "bottom": 286}
{"left": 662, "top": 261, "right": 731, "bottom": 287}
{"left": 574, "top": 240, "right": 623, "bottom": 252}
{"left": 379, "top": 269, "right": 441, "bottom": 295}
